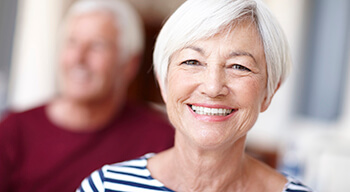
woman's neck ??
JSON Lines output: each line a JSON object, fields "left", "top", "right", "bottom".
{"left": 150, "top": 136, "right": 251, "bottom": 192}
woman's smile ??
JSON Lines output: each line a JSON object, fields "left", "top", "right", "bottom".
{"left": 187, "top": 104, "right": 237, "bottom": 122}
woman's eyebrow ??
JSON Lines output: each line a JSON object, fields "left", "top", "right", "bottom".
{"left": 182, "top": 46, "right": 204, "bottom": 54}
{"left": 182, "top": 46, "right": 257, "bottom": 64}
{"left": 229, "top": 51, "right": 257, "bottom": 63}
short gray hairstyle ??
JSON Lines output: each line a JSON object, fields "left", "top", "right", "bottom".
{"left": 153, "top": 0, "right": 291, "bottom": 99}
{"left": 64, "top": 0, "right": 144, "bottom": 61}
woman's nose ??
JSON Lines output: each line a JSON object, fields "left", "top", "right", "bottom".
{"left": 199, "top": 66, "right": 229, "bottom": 98}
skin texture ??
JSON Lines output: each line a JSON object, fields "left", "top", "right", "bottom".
{"left": 148, "top": 20, "right": 286, "bottom": 192}
{"left": 47, "top": 11, "right": 138, "bottom": 131}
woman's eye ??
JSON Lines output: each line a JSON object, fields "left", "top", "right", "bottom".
{"left": 232, "top": 64, "right": 251, "bottom": 72}
{"left": 181, "top": 60, "right": 200, "bottom": 66}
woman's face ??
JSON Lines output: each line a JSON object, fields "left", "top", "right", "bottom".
{"left": 163, "top": 21, "right": 270, "bottom": 149}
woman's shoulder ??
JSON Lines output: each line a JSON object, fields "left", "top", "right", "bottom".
{"left": 247, "top": 155, "right": 313, "bottom": 192}
{"left": 107, "top": 153, "right": 153, "bottom": 167}
{"left": 282, "top": 173, "right": 313, "bottom": 192}
{"left": 100, "top": 153, "right": 154, "bottom": 175}
{"left": 77, "top": 153, "right": 175, "bottom": 192}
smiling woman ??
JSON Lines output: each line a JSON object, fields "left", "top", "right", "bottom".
{"left": 164, "top": 21, "right": 268, "bottom": 150}
{"left": 78, "top": 0, "right": 313, "bottom": 191}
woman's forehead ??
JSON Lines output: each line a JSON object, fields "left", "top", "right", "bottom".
{"left": 179, "top": 22, "right": 263, "bottom": 54}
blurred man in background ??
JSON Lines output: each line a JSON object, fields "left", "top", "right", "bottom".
{"left": 0, "top": 0, "right": 174, "bottom": 191}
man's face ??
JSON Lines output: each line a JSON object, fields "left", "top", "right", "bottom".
{"left": 59, "top": 12, "right": 128, "bottom": 104}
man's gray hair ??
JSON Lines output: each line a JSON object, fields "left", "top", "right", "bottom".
{"left": 65, "top": 0, "right": 144, "bottom": 61}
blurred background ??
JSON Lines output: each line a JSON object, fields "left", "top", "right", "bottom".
{"left": 0, "top": 0, "right": 349, "bottom": 191}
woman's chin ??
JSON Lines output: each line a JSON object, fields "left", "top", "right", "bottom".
{"left": 189, "top": 130, "right": 231, "bottom": 150}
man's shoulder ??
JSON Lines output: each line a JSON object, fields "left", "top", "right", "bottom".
{"left": 0, "top": 104, "right": 48, "bottom": 132}
{"left": 3, "top": 104, "right": 47, "bottom": 119}
{"left": 119, "top": 102, "right": 174, "bottom": 136}
{"left": 124, "top": 102, "right": 169, "bottom": 123}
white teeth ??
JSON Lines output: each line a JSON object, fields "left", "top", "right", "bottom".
{"left": 191, "top": 105, "right": 233, "bottom": 116}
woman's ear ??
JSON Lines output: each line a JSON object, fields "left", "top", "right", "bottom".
{"left": 260, "top": 82, "right": 281, "bottom": 112}
{"left": 156, "top": 74, "right": 167, "bottom": 104}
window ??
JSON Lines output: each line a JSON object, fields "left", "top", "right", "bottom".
{"left": 0, "top": 0, "right": 18, "bottom": 117}
{"left": 297, "top": 0, "right": 350, "bottom": 121}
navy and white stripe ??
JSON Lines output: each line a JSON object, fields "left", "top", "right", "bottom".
{"left": 77, "top": 153, "right": 173, "bottom": 192}
{"left": 283, "top": 174, "right": 313, "bottom": 192}
{"left": 77, "top": 153, "right": 312, "bottom": 192}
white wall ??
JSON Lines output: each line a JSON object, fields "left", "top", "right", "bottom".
{"left": 8, "top": 0, "right": 67, "bottom": 111}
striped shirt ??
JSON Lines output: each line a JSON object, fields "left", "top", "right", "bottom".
{"left": 77, "top": 153, "right": 313, "bottom": 192}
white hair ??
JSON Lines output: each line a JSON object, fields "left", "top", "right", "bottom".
{"left": 153, "top": 0, "right": 291, "bottom": 99}
{"left": 65, "top": 0, "right": 144, "bottom": 62}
